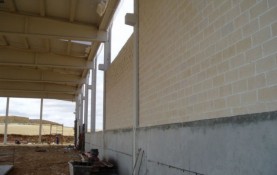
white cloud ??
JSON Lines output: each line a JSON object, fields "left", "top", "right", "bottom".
{"left": 0, "top": 97, "right": 75, "bottom": 127}
{"left": 111, "top": 0, "right": 134, "bottom": 60}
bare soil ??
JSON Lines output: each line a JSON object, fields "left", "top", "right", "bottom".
{"left": 0, "top": 145, "right": 81, "bottom": 175}
{"left": 0, "top": 134, "right": 74, "bottom": 144}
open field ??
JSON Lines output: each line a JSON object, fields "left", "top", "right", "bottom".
{"left": 0, "top": 134, "right": 74, "bottom": 144}
{"left": 0, "top": 124, "right": 74, "bottom": 136}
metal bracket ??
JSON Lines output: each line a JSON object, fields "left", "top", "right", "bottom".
{"left": 125, "top": 13, "right": 137, "bottom": 26}
{"left": 98, "top": 64, "right": 107, "bottom": 71}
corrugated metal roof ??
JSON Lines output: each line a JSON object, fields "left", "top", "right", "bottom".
{"left": 0, "top": 0, "right": 119, "bottom": 101}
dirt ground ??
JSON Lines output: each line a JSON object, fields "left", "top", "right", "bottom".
{"left": 0, "top": 145, "right": 81, "bottom": 175}
{"left": 0, "top": 134, "right": 74, "bottom": 144}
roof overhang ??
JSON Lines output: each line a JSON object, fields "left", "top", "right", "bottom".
{"left": 0, "top": 0, "right": 120, "bottom": 101}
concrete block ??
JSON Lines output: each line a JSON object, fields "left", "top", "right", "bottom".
{"left": 266, "top": 101, "right": 277, "bottom": 111}
{"left": 213, "top": 98, "right": 226, "bottom": 109}
{"left": 256, "top": 54, "right": 276, "bottom": 74}
{"left": 233, "top": 79, "right": 248, "bottom": 94}
{"left": 223, "top": 45, "right": 237, "bottom": 60}
{"left": 240, "top": 0, "right": 257, "bottom": 12}
{"left": 245, "top": 45, "right": 262, "bottom": 63}
{"left": 234, "top": 11, "right": 250, "bottom": 28}
{"left": 259, "top": 6, "right": 277, "bottom": 27}
{"left": 220, "top": 0, "right": 232, "bottom": 15}
{"left": 227, "top": 94, "right": 241, "bottom": 107}
{"left": 225, "top": 69, "right": 239, "bottom": 83}
{"left": 206, "top": 66, "right": 218, "bottom": 78}
{"left": 207, "top": 88, "right": 219, "bottom": 99}
{"left": 232, "top": 106, "right": 248, "bottom": 115}
{"left": 243, "top": 19, "right": 259, "bottom": 37}
{"left": 213, "top": 75, "right": 225, "bottom": 87}
{"left": 266, "top": 69, "right": 277, "bottom": 86}
{"left": 241, "top": 90, "right": 257, "bottom": 105}
{"left": 247, "top": 103, "right": 267, "bottom": 113}
{"left": 268, "top": 0, "right": 277, "bottom": 6}
{"left": 221, "top": 22, "right": 234, "bottom": 37}
{"left": 217, "top": 60, "right": 230, "bottom": 74}
{"left": 272, "top": 22, "right": 277, "bottom": 36}
{"left": 258, "top": 85, "right": 277, "bottom": 101}
{"left": 250, "top": 0, "right": 268, "bottom": 19}
{"left": 252, "top": 26, "right": 271, "bottom": 46}
{"left": 236, "top": 37, "right": 252, "bottom": 53}
{"left": 220, "top": 84, "right": 233, "bottom": 97}
{"left": 238, "top": 63, "right": 255, "bottom": 79}
{"left": 230, "top": 53, "right": 245, "bottom": 67}
{"left": 228, "top": 29, "right": 243, "bottom": 45}
{"left": 247, "top": 74, "right": 266, "bottom": 90}
{"left": 262, "top": 37, "right": 277, "bottom": 56}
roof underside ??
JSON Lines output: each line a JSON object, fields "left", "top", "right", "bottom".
{"left": 0, "top": 0, "right": 119, "bottom": 101}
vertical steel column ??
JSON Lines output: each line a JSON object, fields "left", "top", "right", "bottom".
{"left": 38, "top": 98, "right": 44, "bottom": 143}
{"left": 75, "top": 98, "right": 80, "bottom": 145}
{"left": 3, "top": 97, "right": 10, "bottom": 144}
{"left": 84, "top": 74, "right": 89, "bottom": 133}
{"left": 125, "top": 2, "right": 139, "bottom": 170}
{"left": 80, "top": 89, "right": 84, "bottom": 133}
{"left": 91, "top": 60, "right": 97, "bottom": 133}
{"left": 100, "top": 27, "right": 111, "bottom": 159}
{"left": 133, "top": 0, "right": 140, "bottom": 170}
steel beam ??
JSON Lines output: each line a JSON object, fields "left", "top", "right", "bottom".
{"left": 0, "top": 66, "right": 83, "bottom": 84}
{"left": 39, "top": 0, "right": 46, "bottom": 16}
{"left": 0, "top": 11, "right": 108, "bottom": 42}
{"left": 69, "top": 0, "right": 78, "bottom": 22}
{"left": 0, "top": 91, "right": 75, "bottom": 101}
{"left": 0, "top": 48, "right": 88, "bottom": 69}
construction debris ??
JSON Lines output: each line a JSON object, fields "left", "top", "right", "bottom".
{"left": 69, "top": 149, "right": 117, "bottom": 175}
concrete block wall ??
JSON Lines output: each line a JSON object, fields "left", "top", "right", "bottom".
{"left": 139, "top": 0, "right": 277, "bottom": 126}
{"left": 105, "top": 35, "right": 134, "bottom": 130}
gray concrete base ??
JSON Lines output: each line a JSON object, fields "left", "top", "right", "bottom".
{"left": 87, "top": 111, "right": 277, "bottom": 175}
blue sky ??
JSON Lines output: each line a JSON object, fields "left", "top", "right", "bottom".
{"left": 0, "top": 0, "right": 133, "bottom": 129}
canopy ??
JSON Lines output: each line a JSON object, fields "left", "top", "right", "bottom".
{"left": 0, "top": 0, "right": 119, "bottom": 101}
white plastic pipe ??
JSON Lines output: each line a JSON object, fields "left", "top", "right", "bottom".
{"left": 91, "top": 61, "right": 97, "bottom": 133}
{"left": 3, "top": 97, "right": 10, "bottom": 144}
{"left": 84, "top": 75, "right": 89, "bottom": 133}
{"left": 75, "top": 98, "right": 80, "bottom": 145}
{"left": 80, "top": 90, "right": 84, "bottom": 133}
{"left": 133, "top": 0, "right": 139, "bottom": 171}
{"left": 38, "top": 98, "right": 44, "bottom": 143}
{"left": 102, "top": 27, "right": 111, "bottom": 159}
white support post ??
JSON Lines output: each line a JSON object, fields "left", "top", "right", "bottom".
{"left": 133, "top": 2, "right": 139, "bottom": 169}
{"left": 125, "top": 0, "right": 140, "bottom": 170}
{"left": 75, "top": 98, "right": 80, "bottom": 145}
{"left": 91, "top": 60, "right": 97, "bottom": 133}
{"left": 84, "top": 74, "right": 89, "bottom": 133}
{"left": 38, "top": 98, "right": 44, "bottom": 143}
{"left": 80, "top": 89, "right": 84, "bottom": 133}
{"left": 3, "top": 97, "right": 10, "bottom": 144}
{"left": 100, "top": 27, "right": 111, "bottom": 159}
